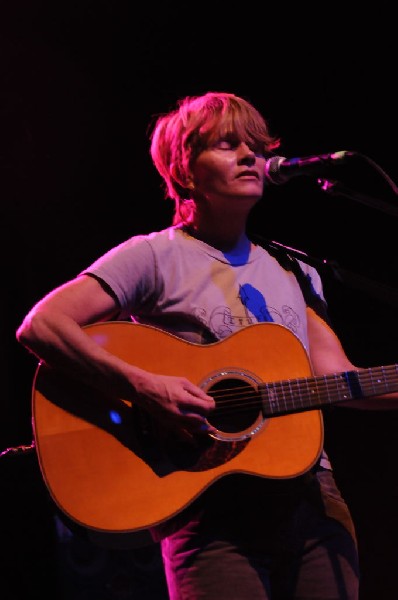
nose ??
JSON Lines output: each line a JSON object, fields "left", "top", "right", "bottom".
{"left": 238, "top": 142, "right": 256, "bottom": 166}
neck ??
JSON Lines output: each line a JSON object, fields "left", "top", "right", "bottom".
{"left": 182, "top": 192, "right": 259, "bottom": 251}
{"left": 184, "top": 223, "right": 250, "bottom": 253}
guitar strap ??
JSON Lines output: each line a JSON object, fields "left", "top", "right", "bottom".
{"left": 250, "top": 234, "right": 333, "bottom": 327}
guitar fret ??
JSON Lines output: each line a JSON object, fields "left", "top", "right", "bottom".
{"left": 290, "top": 377, "right": 313, "bottom": 409}
{"left": 278, "top": 380, "right": 288, "bottom": 413}
{"left": 332, "top": 373, "right": 352, "bottom": 403}
{"left": 368, "top": 369, "right": 376, "bottom": 394}
{"left": 263, "top": 382, "right": 277, "bottom": 415}
{"left": 369, "top": 368, "right": 384, "bottom": 394}
{"left": 362, "top": 365, "right": 398, "bottom": 395}
{"left": 287, "top": 379, "right": 294, "bottom": 411}
{"left": 331, "top": 374, "right": 339, "bottom": 403}
{"left": 311, "top": 373, "right": 353, "bottom": 406}
{"left": 380, "top": 366, "right": 388, "bottom": 392}
{"left": 323, "top": 375, "right": 331, "bottom": 404}
{"left": 305, "top": 377, "right": 319, "bottom": 408}
{"left": 338, "top": 373, "right": 352, "bottom": 401}
{"left": 295, "top": 377, "right": 305, "bottom": 409}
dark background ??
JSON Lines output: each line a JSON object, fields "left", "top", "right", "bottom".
{"left": 1, "top": 3, "right": 397, "bottom": 598}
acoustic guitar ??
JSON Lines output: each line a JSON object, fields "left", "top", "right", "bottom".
{"left": 32, "top": 321, "right": 398, "bottom": 535}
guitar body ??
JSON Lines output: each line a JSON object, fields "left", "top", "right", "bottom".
{"left": 32, "top": 321, "right": 323, "bottom": 534}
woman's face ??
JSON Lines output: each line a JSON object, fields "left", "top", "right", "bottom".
{"left": 190, "top": 134, "right": 266, "bottom": 210}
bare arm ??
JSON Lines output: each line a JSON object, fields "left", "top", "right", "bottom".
{"left": 307, "top": 308, "right": 398, "bottom": 409}
{"left": 16, "top": 274, "right": 215, "bottom": 436}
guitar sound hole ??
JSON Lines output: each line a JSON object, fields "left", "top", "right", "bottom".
{"left": 207, "top": 378, "right": 261, "bottom": 434}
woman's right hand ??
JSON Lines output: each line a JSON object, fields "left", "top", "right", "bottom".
{"left": 130, "top": 370, "right": 217, "bottom": 440}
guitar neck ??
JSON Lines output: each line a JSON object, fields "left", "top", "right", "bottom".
{"left": 260, "top": 364, "right": 398, "bottom": 417}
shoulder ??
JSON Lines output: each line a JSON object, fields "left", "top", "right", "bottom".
{"left": 97, "top": 226, "right": 181, "bottom": 258}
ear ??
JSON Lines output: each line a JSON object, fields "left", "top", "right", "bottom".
{"left": 185, "top": 169, "right": 195, "bottom": 190}
{"left": 171, "top": 163, "right": 195, "bottom": 190}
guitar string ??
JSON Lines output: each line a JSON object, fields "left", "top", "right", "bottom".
{"left": 207, "top": 366, "right": 398, "bottom": 416}
{"left": 210, "top": 373, "right": 398, "bottom": 410}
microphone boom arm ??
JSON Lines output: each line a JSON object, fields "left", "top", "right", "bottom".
{"left": 317, "top": 178, "right": 398, "bottom": 217}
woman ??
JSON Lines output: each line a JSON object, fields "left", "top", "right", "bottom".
{"left": 19, "top": 91, "right": 395, "bottom": 599}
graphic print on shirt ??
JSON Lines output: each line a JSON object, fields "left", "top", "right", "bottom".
{"left": 238, "top": 284, "right": 273, "bottom": 322}
{"left": 193, "top": 283, "right": 301, "bottom": 340}
{"left": 206, "top": 305, "right": 256, "bottom": 339}
{"left": 239, "top": 283, "right": 300, "bottom": 334}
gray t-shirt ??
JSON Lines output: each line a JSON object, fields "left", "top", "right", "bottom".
{"left": 83, "top": 225, "right": 325, "bottom": 354}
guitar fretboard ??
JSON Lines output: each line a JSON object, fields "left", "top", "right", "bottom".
{"left": 260, "top": 365, "right": 398, "bottom": 417}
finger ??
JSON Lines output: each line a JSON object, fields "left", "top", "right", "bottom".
{"left": 184, "top": 382, "right": 215, "bottom": 405}
{"left": 180, "top": 411, "right": 216, "bottom": 435}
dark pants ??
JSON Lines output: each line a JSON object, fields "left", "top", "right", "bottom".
{"left": 160, "top": 470, "right": 359, "bottom": 599}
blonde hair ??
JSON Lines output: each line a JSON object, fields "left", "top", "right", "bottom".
{"left": 149, "top": 92, "right": 280, "bottom": 226}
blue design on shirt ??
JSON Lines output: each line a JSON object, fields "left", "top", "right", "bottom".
{"left": 239, "top": 284, "right": 273, "bottom": 323}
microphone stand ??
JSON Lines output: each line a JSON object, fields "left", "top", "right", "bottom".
{"left": 316, "top": 150, "right": 398, "bottom": 216}
{"left": 311, "top": 152, "right": 398, "bottom": 306}
{"left": 265, "top": 238, "right": 398, "bottom": 310}
{"left": 323, "top": 259, "right": 398, "bottom": 309}
{"left": 317, "top": 178, "right": 398, "bottom": 217}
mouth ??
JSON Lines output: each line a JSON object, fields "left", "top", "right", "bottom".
{"left": 236, "top": 170, "right": 259, "bottom": 179}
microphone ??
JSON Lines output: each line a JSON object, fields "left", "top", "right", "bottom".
{"left": 264, "top": 150, "right": 356, "bottom": 185}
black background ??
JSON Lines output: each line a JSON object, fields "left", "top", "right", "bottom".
{"left": 1, "top": 3, "right": 397, "bottom": 598}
